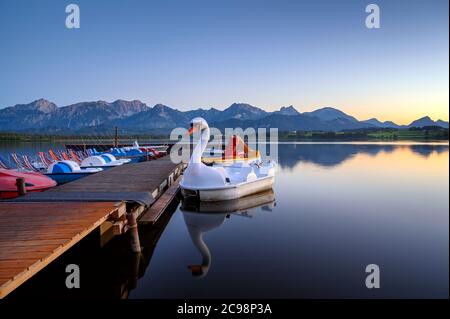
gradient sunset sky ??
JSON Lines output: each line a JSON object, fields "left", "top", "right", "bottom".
{"left": 0, "top": 0, "right": 448, "bottom": 124}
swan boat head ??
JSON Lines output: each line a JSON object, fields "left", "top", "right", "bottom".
{"left": 181, "top": 118, "right": 229, "bottom": 189}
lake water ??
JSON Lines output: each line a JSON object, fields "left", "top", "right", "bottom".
{"left": 3, "top": 142, "right": 449, "bottom": 299}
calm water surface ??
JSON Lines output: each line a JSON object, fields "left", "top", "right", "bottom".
{"left": 3, "top": 142, "right": 449, "bottom": 299}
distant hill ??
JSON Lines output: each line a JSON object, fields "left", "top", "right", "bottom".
{"left": 0, "top": 99, "right": 147, "bottom": 131}
{"left": 302, "top": 107, "right": 358, "bottom": 122}
{"left": 0, "top": 99, "right": 58, "bottom": 130}
{"left": 12, "top": 98, "right": 57, "bottom": 114}
{"left": 361, "top": 118, "right": 400, "bottom": 129}
{"left": 211, "top": 113, "right": 329, "bottom": 132}
{"left": 436, "top": 120, "right": 449, "bottom": 129}
{"left": 184, "top": 108, "right": 222, "bottom": 123}
{"left": 0, "top": 98, "right": 448, "bottom": 134}
{"left": 220, "top": 103, "right": 269, "bottom": 121}
{"left": 408, "top": 116, "right": 449, "bottom": 129}
{"left": 112, "top": 103, "right": 188, "bottom": 132}
{"left": 272, "top": 105, "right": 300, "bottom": 116}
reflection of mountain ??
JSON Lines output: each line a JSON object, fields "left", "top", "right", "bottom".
{"left": 409, "top": 145, "right": 450, "bottom": 158}
{"left": 180, "top": 190, "right": 276, "bottom": 278}
{"left": 277, "top": 144, "right": 449, "bottom": 169}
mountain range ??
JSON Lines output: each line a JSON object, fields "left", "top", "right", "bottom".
{"left": 0, "top": 99, "right": 448, "bottom": 134}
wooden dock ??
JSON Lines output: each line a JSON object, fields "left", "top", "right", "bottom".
{"left": 140, "top": 176, "right": 181, "bottom": 224}
{"left": 15, "top": 156, "right": 183, "bottom": 205}
{"left": 0, "top": 155, "right": 184, "bottom": 298}
{"left": 0, "top": 202, "right": 125, "bottom": 298}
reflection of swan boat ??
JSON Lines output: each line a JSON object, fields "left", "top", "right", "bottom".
{"left": 181, "top": 190, "right": 276, "bottom": 277}
{"left": 182, "top": 189, "right": 276, "bottom": 214}
{"left": 180, "top": 117, "right": 276, "bottom": 201}
{"left": 182, "top": 211, "right": 224, "bottom": 277}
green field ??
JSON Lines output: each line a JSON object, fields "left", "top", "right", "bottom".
{"left": 279, "top": 127, "right": 449, "bottom": 141}
{"left": 367, "top": 129, "right": 448, "bottom": 140}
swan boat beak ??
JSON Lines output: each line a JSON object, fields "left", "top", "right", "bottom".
{"left": 187, "top": 126, "right": 197, "bottom": 135}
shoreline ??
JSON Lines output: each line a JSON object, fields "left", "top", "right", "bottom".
{"left": 0, "top": 139, "right": 448, "bottom": 145}
{"left": 1, "top": 129, "right": 448, "bottom": 143}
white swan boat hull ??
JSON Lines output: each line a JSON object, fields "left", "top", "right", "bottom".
{"left": 181, "top": 175, "right": 274, "bottom": 201}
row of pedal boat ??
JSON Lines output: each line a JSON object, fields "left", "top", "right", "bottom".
{"left": 0, "top": 144, "right": 167, "bottom": 199}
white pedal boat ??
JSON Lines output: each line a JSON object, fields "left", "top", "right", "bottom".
{"left": 80, "top": 154, "right": 129, "bottom": 169}
{"left": 180, "top": 117, "right": 276, "bottom": 201}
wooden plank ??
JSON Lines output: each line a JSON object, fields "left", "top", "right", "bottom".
{"left": 0, "top": 201, "right": 124, "bottom": 299}
{"left": 139, "top": 176, "right": 181, "bottom": 225}
{"left": 110, "top": 202, "right": 127, "bottom": 219}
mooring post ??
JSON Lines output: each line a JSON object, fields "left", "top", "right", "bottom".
{"left": 15, "top": 177, "right": 26, "bottom": 196}
{"left": 128, "top": 252, "right": 141, "bottom": 289}
{"left": 126, "top": 212, "right": 141, "bottom": 253}
{"left": 114, "top": 126, "right": 119, "bottom": 148}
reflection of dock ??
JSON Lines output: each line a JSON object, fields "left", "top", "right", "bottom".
{"left": 0, "top": 156, "right": 183, "bottom": 298}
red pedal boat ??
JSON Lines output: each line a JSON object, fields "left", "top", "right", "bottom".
{"left": 0, "top": 169, "right": 57, "bottom": 199}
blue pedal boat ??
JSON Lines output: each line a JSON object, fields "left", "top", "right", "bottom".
{"left": 110, "top": 148, "right": 147, "bottom": 163}
{"left": 88, "top": 148, "right": 146, "bottom": 163}
{"left": 45, "top": 160, "right": 103, "bottom": 184}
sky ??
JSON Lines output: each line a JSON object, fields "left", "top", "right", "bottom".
{"left": 0, "top": 0, "right": 448, "bottom": 124}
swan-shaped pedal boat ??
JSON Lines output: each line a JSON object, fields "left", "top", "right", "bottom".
{"left": 180, "top": 117, "right": 276, "bottom": 201}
